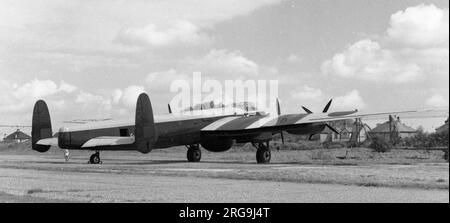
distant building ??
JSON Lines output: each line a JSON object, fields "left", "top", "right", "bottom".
{"left": 435, "top": 118, "right": 449, "bottom": 134}
{"left": 3, "top": 129, "right": 31, "bottom": 143}
{"left": 369, "top": 116, "right": 417, "bottom": 142}
{"left": 319, "top": 119, "right": 368, "bottom": 143}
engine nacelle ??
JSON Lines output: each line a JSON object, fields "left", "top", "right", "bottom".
{"left": 201, "top": 136, "right": 234, "bottom": 152}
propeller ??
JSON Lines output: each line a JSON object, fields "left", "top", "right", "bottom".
{"left": 302, "top": 99, "right": 333, "bottom": 114}
{"left": 276, "top": 98, "right": 285, "bottom": 145}
{"left": 322, "top": 99, "right": 333, "bottom": 113}
{"left": 302, "top": 106, "right": 313, "bottom": 114}
{"left": 325, "top": 123, "right": 339, "bottom": 135}
{"left": 168, "top": 104, "right": 172, "bottom": 114}
{"left": 308, "top": 124, "right": 338, "bottom": 140}
{"left": 302, "top": 99, "right": 338, "bottom": 140}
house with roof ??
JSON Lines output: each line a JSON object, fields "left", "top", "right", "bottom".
{"left": 2, "top": 129, "right": 31, "bottom": 143}
{"left": 369, "top": 116, "right": 417, "bottom": 142}
{"left": 436, "top": 118, "right": 449, "bottom": 134}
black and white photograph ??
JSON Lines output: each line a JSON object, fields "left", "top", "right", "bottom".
{"left": 0, "top": 0, "right": 448, "bottom": 210}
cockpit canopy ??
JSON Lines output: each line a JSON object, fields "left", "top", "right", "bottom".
{"left": 183, "top": 101, "right": 258, "bottom": 112}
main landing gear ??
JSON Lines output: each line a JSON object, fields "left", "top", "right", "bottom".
{"left": 253, "top": 142, "right": 271, "bottom": 164}
{"left": 186, "top": 144, "right": 202, "bottom": 162}
{"left": 89, "top": 151, "right": 102, "bottom": 164}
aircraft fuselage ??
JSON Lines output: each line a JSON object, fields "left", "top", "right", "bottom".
{"left": 58, "top": 114, "right": 233, "bottom": 151}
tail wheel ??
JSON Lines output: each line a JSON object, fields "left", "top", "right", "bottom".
{"left": 256, "top": 143, "right": 271, "bottom": 164}
{"left": 187, "top": 145, "right": 202, "bottom": 162}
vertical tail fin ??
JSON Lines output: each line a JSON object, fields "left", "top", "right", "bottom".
{"left": 135, "top": 93, "right": 158, "bottom": 154}
{"left": 31, "top": 100, "right": 53, "bottom": 152}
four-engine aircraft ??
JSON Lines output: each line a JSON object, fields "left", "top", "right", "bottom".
{"left": 31, "top": 93, "right": 446, "bottom": 164}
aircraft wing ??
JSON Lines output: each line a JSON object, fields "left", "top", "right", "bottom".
{"left": 81, "top": 136, "right": 135, "bottom": 148}
{"left": 201, "top": 109, "right": 448, "bottom": 135}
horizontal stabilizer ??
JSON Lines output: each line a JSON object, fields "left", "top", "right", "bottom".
{"left": 81, "top": 136, "right": 135, "bottom": 148}
{"left": 36, "top": 137, "right": 58, "bottom": 146}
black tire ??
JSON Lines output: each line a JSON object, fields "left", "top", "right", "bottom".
{"left": 90, "top": 153, "right": 101, "bottom": 164}
{"left": 256, "top": 146, "right": 271, "bottom": 164}
{"left": 187, "top": 148, "right": 202, "bottom": 162}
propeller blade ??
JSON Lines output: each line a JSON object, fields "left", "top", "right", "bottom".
{"left": 322, "top": 99, "right": 333, "bottom": 113}
{"left": 276, "top": 98, "right": 281, "bottom": 115}
{"left": 168, "top": 104, "right": 172, "bottom": 114}
{"left": 276, "top": 99, "right": 285, "bottom": 145}
{"left": 325, "top": 123, "right": 339, "bottom": 135}
{"left": 302, "top": 106, "right": 313, "bottom": 114}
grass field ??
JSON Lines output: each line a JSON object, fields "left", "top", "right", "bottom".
{"left": 0, "top": 141, "right": 448, "bottom": 190}
{"left": 0, "top": 141, "right": 448, "bottom": 165}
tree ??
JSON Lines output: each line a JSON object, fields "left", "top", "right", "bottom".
{"left": 369, "top": 136, "right": 393, "bottom": 153}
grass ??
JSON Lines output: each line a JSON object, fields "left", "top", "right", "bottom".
{"left": 0, "top": 191, "right": 72, "bottom": 203}
{"left": 0, "top": 140, "right": 448, "bottom": 166}
{"left": 1, "top": 141, "right": 448, "bottom": 190}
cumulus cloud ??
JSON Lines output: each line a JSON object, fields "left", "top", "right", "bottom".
{"left": 72, "top": 85, "right": 145, "bottom": 118}
{"left": 387, "top": 4, "right": 449, "bottom": 48}
{"left": 425, "top": 94, "right": 449, "bottom": 107}
{"left": 321, "top": 39, "right": 423, "bottom": 82}
{"left": 287, "top": 54, "right": 303, "bottom": 63}
{"left": 13, "top": 79, "right": 76, "bottom": 100}
{"left": 0, "top": 77, "right": 147, "bottom": 122}
{"left": 291, "top": 85, "right": 322, "bottom": 100}
{"left": 0, "top": 79, "right": 76, "bottom": 114}
{"left": 119, "top": 85, "right": 146, "bottom": 109}
{"left": 184, "top": 49, "right": 260, "bottom": 77}
{"left": 118, "top": 20, "right": 211, "bottom": 48}
{"left": 322, "top": 4, "right": 449, "bottom": 84}
{"left": 333, "top": 90, "right": 366, "bottom": 110}
{"left": 0, "top": 0, "right": 283, "bottom": 49}
{"left": 75, "top": 91, "right": 112, "bottom": 110}
{"left": 59, "top": 81, "right": 78, "bottom": 93}
{"left": 146, "top": 69, "right": 190, "bottom": 91}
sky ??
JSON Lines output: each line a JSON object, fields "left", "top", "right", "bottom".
{"left": 0, "top": 0, "right": 449, "bottom": 137}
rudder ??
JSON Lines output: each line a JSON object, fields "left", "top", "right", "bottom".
{"left": 32, "top": 100, "right": 53, "bottom": 152}
{"left": 135, "top": 93, "right": 158, "bottom": 154}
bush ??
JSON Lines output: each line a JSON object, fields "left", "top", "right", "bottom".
{"left": 432, "top": 129, "right": 449, "bottom": 148}
{"left": 369, "top": 136, "right": 393, "bottom": 153}
{"left": 402, "top": 128, "right": 449, "bottom": 149}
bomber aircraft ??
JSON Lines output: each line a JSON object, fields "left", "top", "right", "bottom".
{"left": 31, "top": 93, "right": 445, "bottom": 164}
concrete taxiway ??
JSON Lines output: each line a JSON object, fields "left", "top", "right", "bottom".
{"left": 0, "top": 152, "right": 448, "bottom": 203}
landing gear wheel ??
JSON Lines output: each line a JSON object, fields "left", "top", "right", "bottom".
{"left": 187, "top": 145, "right": 202, "bottom": 162}
{"left": 255, "top": 143, "right": 271, "bottom": 164}
{"left": 89, "top": 152, "right": 101, "bottom": 164}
